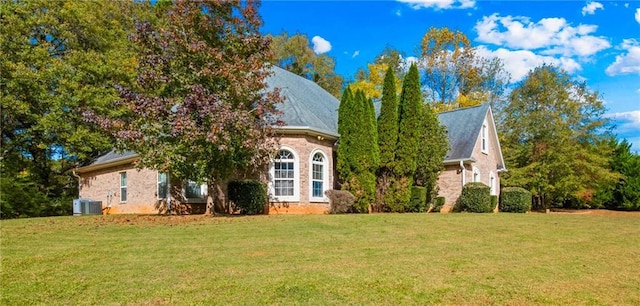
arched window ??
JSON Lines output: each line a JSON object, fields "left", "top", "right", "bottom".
{"left": 270, "top": 148, "right": 299, "bottom": 202}
{"left": 309, "top": 150, "right": 329, "bottom": 202}
{"left": 473, "top": 166, "right": 480, "bottom": 183}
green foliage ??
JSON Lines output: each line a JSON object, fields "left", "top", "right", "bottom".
{"left": 85, "top": 1, "right": 281, "bottom": 214}
{"left": 499, "top": 187, "right": 532, "bottom": 213}
{"left": 500, "top": 65, "right": 617, "bottom": 209}
{"left": 325, "top": 190, "right": 356, "bottom": 214}
{"left": 433, "top": 196, "right": 446, "bottom": 212}
{"left": 377, "top": 67, "right": 399, "bottom": 170}
{"left": 456, "top": 182, "right": 492, "bottom": 213}
{"left": 228, "top": 180, "right": 267, "bottom": 215}
{"left": 598, "top": 139, "right": 640, "bottom": 210}
{"left": 409, "top": 186, "right": 427, "bottom": 212}
{"left": 337, "top": 88, "right": 377, "bottom": 213}
{"left": 491, "top": 195, "right": 498, "bottom": 211}
{"left": 395, "top": 64, "right": 423, "bottom": 176}
{"left": 414, "top": 102, "right": 449, "bottom": 203}
{"left": 385, "top": 176, "right": 412, "bottom": 213}
{"left": 267, "top": 32, "right": 344, "bottom": 98}
{"left": 1, "top": 0, "right": 147, "bottom": 217}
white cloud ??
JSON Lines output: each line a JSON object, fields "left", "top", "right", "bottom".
{"left": 397, "top": 0, "right": 475, "bottom": 10}
{"left": 582, "top": 2, "right": 604, "bottom": 16}
{"left": 311, "top": 36, "right": 332, "bottom": 54}
{"left": 475, "top": 46, "right": 582, "bottom": 82}
{"left": 605, "top": 39, "right": 640, "bottom": 75}
{"left": 635, "top": 8, "right": 640, "bottom": 23}
{"left": 352, "top": 50, "right": 360, "bottom": 58}
{"left": 606, "top": 111, "right": 640, "bottom": 147}
{"left": 395, "top": 9, "right": 402, "bottom": 16}
{"left": 475, "top": 14, "right": 610, "bottom": 57}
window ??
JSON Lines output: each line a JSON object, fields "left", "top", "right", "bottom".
{"left": 270, "top": 147, "right": 299, "bottom": 202}
{"left": 157, "top": 172, "right": 167, "bottom": 199}
{"left": 185, "top": 181, "right": 202, "bottom": 198}
{"left": 482, "top": 120, "right": 489, "bottom": 154}
{"left": 119, "top": 172, "right": 127, "bottom": 202}
{"left": 274, "top": 150, "right": 295, "bottom": 196}
{"left": 309, "top": 151, "right": 328, "bottom": 202}
{"left": 473, "top": 167, "right": 480, "bottom": 183}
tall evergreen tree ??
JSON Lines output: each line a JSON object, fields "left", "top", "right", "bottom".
{"left": 414, "top": 103, "right": 449, "bottom": 207}
{"left": 375, "top": 67, "right": 399, "bottom": 212}
{"left": 387, "top": 63, "right": 423, "bottom": 212}
{"left": 337, "top": 87, "right": 356, "bottom": 182}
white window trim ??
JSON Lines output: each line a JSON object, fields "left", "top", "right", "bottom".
{"left": 119, "top": 172, "right": 127, "bottom": 203}
{"left": 308, "top": 149, "right": 329, "bottom": 203}
{"left": 269, "top": 146, "right": 300, "bottom": 202}
{"left": 481, "top": 120, "right": 489, "bottom": 154}
{"left": 472, "top": 166, "right": 481, "bottom": 183}
{"left": 489, "top": 171, "right": 496, "bottom": 195}
{"left": 157, "top": 172, "right": 167, "bottom": 200}
{"left": 183, "top": 180, "right": 207, "bottom": 203}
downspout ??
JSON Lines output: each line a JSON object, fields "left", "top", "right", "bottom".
{"left": 72, "top": 170, "right": 81, "bottom": 198}
{"left": 167, "top": 172, "right": 171, "bottom": 215}
{"left": 459, "top": 160, "right": 466, "bottom": 187}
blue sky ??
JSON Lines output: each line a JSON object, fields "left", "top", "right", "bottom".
{"left": 259, "top": 0, "right": 640, "bottom": 152}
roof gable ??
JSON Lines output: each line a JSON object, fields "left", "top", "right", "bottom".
{"left": 437, "top": 103, "right": 490, "bottom": 161}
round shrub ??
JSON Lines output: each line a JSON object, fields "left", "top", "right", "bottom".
{"left": 499, "top": 187, "right": 532, "bottom": 213}
{"left": 325, "top": 190, "right": 355, "bottom": 214}
{"left": 456, "top": 182, "right": 492, "bottom": 213}
{"left": 228, "top": 180, "right": 267, "bottom": 215}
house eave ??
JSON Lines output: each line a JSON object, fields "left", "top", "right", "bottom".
{"left": 275, "top": 126, "right": 339, "bottom": 140}
{"left": 75, "top": 155, "right": 138, "bottom": 174}
{"left": 443, "top": 158, "right": 476, "bottom": 166}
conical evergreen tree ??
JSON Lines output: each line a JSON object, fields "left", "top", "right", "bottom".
{"left": 414, "top": 103, "right": 448, "bottom": 210}
{"left": 388, "top": 63, "right": 423, "bottom": 212}
{"left": 377, "top": 67, "right": 399, "bottom": 169}
{"left": 337, "top": 87, "right": 355, "bottom": 182}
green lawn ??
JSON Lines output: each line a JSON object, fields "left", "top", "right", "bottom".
{"left": 2, "top": 213, "right": 639, "bottom": 305}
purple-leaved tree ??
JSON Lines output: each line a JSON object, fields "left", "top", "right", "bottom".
{"left": 85, "top": 0, "right": 282, "bottom": 214}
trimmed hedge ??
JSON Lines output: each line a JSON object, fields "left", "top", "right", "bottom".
{"left": 325, "top": 190, "right": 355, "bottom": 214}
{"left": 499, "top": 187, "right": 532, "bottom": 213}
{"left": 456, "top": 182, "right": 492, "bottom": 213}
{"left": 228, "top": 180, "right": 268, "bottom": 215}
{"left": 409, "top": 186, "right": 427, "bottom": 212}
{"left": 491, "top": 195, "right": 498, "bottom": 211}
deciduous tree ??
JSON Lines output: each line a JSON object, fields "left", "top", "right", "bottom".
{"left": 500, "top": 65, "right": 617, "bottom": 209}
{"left": 85, "top": 0, "right": 282, "bottom": 215}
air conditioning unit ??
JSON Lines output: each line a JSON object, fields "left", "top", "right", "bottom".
{"left": 73, "top": 199, "right": 103, "bottom": 216}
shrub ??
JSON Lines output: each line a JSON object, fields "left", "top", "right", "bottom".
{"left": 500, "top": 187, "right": 532, "bottom": 213}
{"left": 228, "top": 180, "right": 267, "bottom": 215}
{"left": 455, "top": 182, "right": 492, "bottom": 213}
{"left": 432, "top": 196, "right": 445, "bottom": 212}
{"left": 409, "top": 186, "right": 427, "bottom": 212}
{"left": 490, "top": 195, "right": 498, "bottom": 211}
{"left": 325, "top": 190, "right": 355, "bottom": 214}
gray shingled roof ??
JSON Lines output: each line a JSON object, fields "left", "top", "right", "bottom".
{"left": 438, "top": 103, "right": 490, "bottom": 161}
{"left": 266, "top": 66, "right": 339, "bottom": 136}
{"left": 85, "top": 66, "right": 340, "bottom": 168}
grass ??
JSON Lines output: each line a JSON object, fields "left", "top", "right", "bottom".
{"left": 2, "top": 213, "right": 639, "bottom": 305}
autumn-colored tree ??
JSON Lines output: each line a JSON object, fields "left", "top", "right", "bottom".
{"left": 352, "top": 47, "right": 404, "bottom": 100}
{"left": 0, "top": 0, "right": 146, "bottom": 218}
{"left": 420, "top": 27, "right": 510, "bottom": 111}
{"left": 268, "top": 32, "right": 343, "bottom": 98}
{"left": 85, "top": 0, "right": 281, "bottom": 215}
{"left": 500, "top": 65, "right": 617, "bottom": 209}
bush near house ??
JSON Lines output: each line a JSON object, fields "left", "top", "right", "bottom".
{"left": 325, "top": 190, "right": 356, "bottom": 213}
{"left": 500, "top": 187, "right": 532, "bottom": 213}
{"left": 409, "top": 186, "right": 427, "bottom": 212}
{"left": 455, "top": 182, "right": 492, "bottom": 213}
{"left": 432, "top": 196, "right": 445, "bottom": 212}
{"left": 228, "top": 180, "right": 268, "bottom": 215}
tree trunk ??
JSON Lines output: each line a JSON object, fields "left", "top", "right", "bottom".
{"left": 205, "top": 181, "right": 227, "bottom": 215}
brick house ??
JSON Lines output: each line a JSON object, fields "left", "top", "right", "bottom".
{"left": 74, "top": 66, "right": 505, "bottom": 214}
